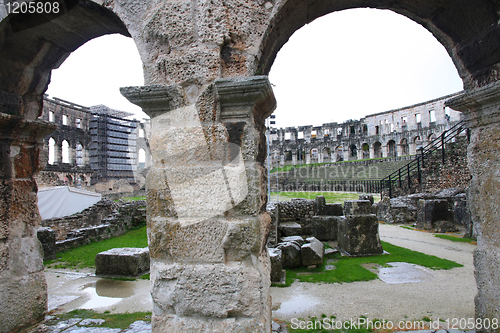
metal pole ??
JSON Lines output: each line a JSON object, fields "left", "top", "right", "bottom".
{"left": 441, "top": 132, "right": 446, "bottom": 164}
{"left": 266, "top": 119, "right": 271, "bottom": 203}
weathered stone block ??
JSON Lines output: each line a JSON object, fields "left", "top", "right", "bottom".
{"left": 416, "top": 199, "right": 453, "bottom": 230}
{"left": 301, "top": 237, "right": 324, "bottom": 266}
{"left": 315, "top": 195, "right": 326, "bottom": 215}
{"left": 95, "top": 247, "right": 150, "bottom": 276}
{"left": 280, "top": 235, "right": 305, "bottom": 247}
{"left": 337, "top": 214, "right": 383, "bottom": 256}
{"left": 151, "top": 261, "right": 269, "bottom": 319}
{"left": 276, "top": 241, "right": 302, "bottom": 268}
{"left": 37, "top": 227, "right": 56, "bottom": 260}
{"left": 343, "top": 200, "right": 372, "bottom": 215}
{"left": 311, "top": 216, "right": 342, "bottom": 241}
{"left": 359, "top": 194, "right": 374, "bottom": 204}
{"left": 278, "top": 222, "right": 302, "bottom": 236}
{"left": 268, "top": 247, "right": 283, "bottom": 282}
{"left": 323, "top": 203, "right": 343, "bottom": 216}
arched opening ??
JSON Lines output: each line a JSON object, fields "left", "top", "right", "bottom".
{"left": 0, "top": 4, "right": 139, "bottom": 331}
{"left": 138, "top": 148, "right": 146, "bottom": 170}
{"left": 335, "top": 146, "right": 344, "bottom": 162}
{"left": 387, "top": 140, "right": 396, "bottom": 157}
{"left": 61, "top": 140, "right": 70, "bottom": 164}
{"left": 373, "top": 142, "right": 382, "bottom": 158}
{"left": 400, "top": 138, "right": 409, "bottom": 156}
{"left": 362, "top": 143, "right": 370, "bottom": 159}
{"left": 48, "top": 138, "right": 56, "bottom": 165}
{"left": 349, "top": 144, "right": 358, "bottom": 160}
{"left": 322, "top": 147, "right": 331, "bottom": 161}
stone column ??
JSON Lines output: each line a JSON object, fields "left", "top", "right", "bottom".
{"left": 369, "top": 147, "right": 375, "bottom": 159}
{"left": 0, "top": 114, "right": 56, "bottom": 332}
{"left": 53, "top": 140, "right": 62, "bottom": 165}
{"left": 121, "top": 76, "right": 275, "bottom": 333}
{"left": 447, "top": 82, "right": 500, "bottom": 332}
{"left": 292, "top": 154, "right": 297, "bottom": 165}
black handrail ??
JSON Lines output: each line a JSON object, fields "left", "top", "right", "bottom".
{"left": 380, "top": 121, "right": 467, "bottom": 197}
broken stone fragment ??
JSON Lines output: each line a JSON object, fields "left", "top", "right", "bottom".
{"left": 276, "top": 241, "right": 302, "bottom": 268}
{"left": 301, "top": 237, "right": 324, "bottom": 266}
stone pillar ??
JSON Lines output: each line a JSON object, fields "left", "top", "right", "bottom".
{"left": 357, "top": 149, "right": 363, "bottom": 160}
{"left": 280, "top": 154, "right": 285, "bottom": 167}
{"left": 53, "top": 141, "right": 62, "bottom": 165}
{"left": 381, "top": 145, "right": 388, "bottom": 158}
{"left": 292, "top": 154, "right": 297, "bottom": 165}
{"left": 447, "top": 82, "right": 500, "bottom": 332}
{"left": 305, "top": 152, "right": 311, "bottom": 164}
{"left": 369, "top": 147, "right": 375, "bottom": 159}
{"left": 0, "top": 114, "right": 56, "bottom": 332}
{"left": 121, "top": 76, "right": 275, "bottom": 333}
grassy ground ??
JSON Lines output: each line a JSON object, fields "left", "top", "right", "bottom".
{"left": 270, "top": 191, "right": 380, "bottom": 204}
{"left": 45, "top": 309, "right": 151, "bottom": 329}
{"left": 434, "top": 234, "right": 476, "bottom": 244}
{"left": 44, "top": 225, "right": 148, "bottom": 269}
{"left": 120, "top": 196, "right": 146, "bottom": 201}
{"left": 275, "top": 241, "right": 462, "bottom": 287}
{"left": 269, "top": 157, "right": 407, "bottom": 174}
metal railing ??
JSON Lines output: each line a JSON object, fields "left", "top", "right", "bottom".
{"left": 380, "top": 121, "right": 468, "bottom": 197}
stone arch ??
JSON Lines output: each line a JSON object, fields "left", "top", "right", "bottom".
{"left": 387, "top": 139, "right": 397, "bottom": 157}
{"left": 0, "top": 1, "right": 131, "bottom": 120}
{"left": 257, "top": 1, "right": 500, "bottom": 89}
{"left": 428, "top": 133, "right": 437, "bottom": 142}
{"left": 335, "top": 145, "right": 344, "bottom": 162}
{"left": 400, "top": 138, "right": 409, "bottom": 156}
{"left": 3, "top": 1, "right": 500, "bottom": 332}
{"left": 322, "top": 147, "right": 331, "bottom": 161}
{"left": 0, "top": 4, "right": 134, "bottom": 331}
{"left": 349, "top": 144, "right": 358, "bottom": 159}
{"left": 361, "top": 142, "right": 370, "bottom": 159}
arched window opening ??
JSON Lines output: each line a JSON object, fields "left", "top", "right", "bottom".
{"left": 62, "top": 140, "right": 70, "bottom": 164}
{"left": 48, "top": 138, "right": 55, "bottom": 165}
{"left": 138, "top": 148, "right": 146, "bottom": 169}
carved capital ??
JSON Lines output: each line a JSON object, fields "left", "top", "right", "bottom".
{"left": 446, "top": 81, "right": 500, "bottom": 128}
{"left": 214, "top": 76, "right": 276, "bottom": 122}
{"left": 120, "top": 85, "right": 186, "bottom": 119}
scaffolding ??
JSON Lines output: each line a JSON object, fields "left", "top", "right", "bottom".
{"left": 89, "top": 105, "right": 138, "bottom": 185}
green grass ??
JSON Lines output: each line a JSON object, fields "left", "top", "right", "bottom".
{"left": 434, "top": 234, "right": 476, "bottom": 244}
{"left": 400, "top": 226, "right": 414, "bottom": 230}
{"left": 275, "top": 241, "right": 462, "bottom": 287}
{"left": 46, "top": 309, "right": 151, "bottom": 329}
{"left": 270, "top": 156, "right": 409, "bottom": 174}
{"left": 45, "top": 225, "right": 148, "bottom": 269}
{"left": 121, "top": 196, "right": 146, "bottom": 201}
{"left": 270, "top": 191, "right": 380, "bottom": 204}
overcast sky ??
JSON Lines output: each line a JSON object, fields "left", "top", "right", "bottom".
{"left": 46, "top": 8, "right": 464, "bottom": 126}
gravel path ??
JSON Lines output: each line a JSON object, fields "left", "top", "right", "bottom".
{"left": 270, "top": 224, "right": 477, "bottom": 325}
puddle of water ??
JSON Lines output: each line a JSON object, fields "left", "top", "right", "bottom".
{"left": 95, "top": 279, "right": 135, "bottom": 298}
{"left": 377, "top": 262, "right": 432, "bottom": 284}
{"left": 325, "top": 265, "right": 336, "bottom": 271}
{"left": 274, "top": 294, "right": 320, "bottom": 316}
{"left": 79, "top": 279, "right": 135, "bottom": 310}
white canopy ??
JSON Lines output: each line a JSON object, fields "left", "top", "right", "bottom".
{"left": 37, "top": 186, "right": 102, "bottom": 220}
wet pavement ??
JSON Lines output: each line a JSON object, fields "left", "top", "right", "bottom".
{"left": 34, "top": 224, "right": 476, "bottom": 332}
